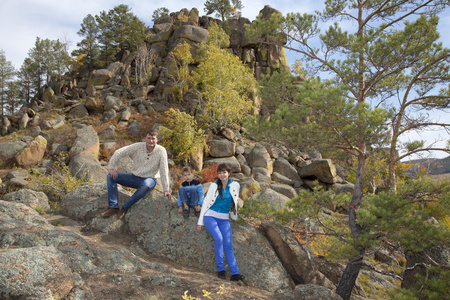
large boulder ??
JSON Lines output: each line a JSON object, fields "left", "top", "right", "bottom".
{"left": 40, "top": 115, "right": 65, "bottom": 130}
{"left": 1, "top": 116, "right": 12, "bottom": 135}
{"left": 239, "top": 177, "right": 261, "bottom": 201}
{"left": 104, "top": 95, "right": 122, "bottom": 111}
{"left": 3, "top": 189, "right": 50, "bottom": 211}
{"left": 0, "top": 140, "right": 26, "bottom": 161}
{"left": 298, "top": 159, "right": 338, "bottom": 184}
{"left": 208, "top": 139, "right": 236, "bottom": 158}
{"left": 107, "top": 61, "right": 124, "bottom": 76}
{"left": 254, "top": 172, "right": 272, "bottom": 190}
{"left": 0, "top": 198, "right": 170, "bottom": 299}
{"left": 0, "top": 246, "right": 76, "bottom": 299}
{"left": 332, "top": 182, "right": 355, "bottom": 194}
{"left": 60, "top": 184, "right": 295, "bottom": 292}
{"left": 69, "top": 152, "right": 107, "bottom": 184}
{"left": 247, "top": 188, "right": 290, "bottom": 210}
{"left": 259, "top": 222, "right": 331, "bottom": 287}
{"left": 43, "top": 86, "right": 55, "bottom": 102}
{"left": 148, "top": 24, "right": 174, "bottom": 43}
{"left": 293, "top": 284, "right": 342, "bottom": 300}
{"left": 4, "top": 170, "right": 30, "bottom": 190}
{"left": 203, "top": 156, "right": 241, "bottom": 173}
{"left": 19, "top": 112, "right": 29, "bottom": 130}
{"left": 69, "top": 104, "right": 90, "bottom": 119}
{"left": 171, "top": 25, "right": 208, "bottom": 44}
{"left": 69, "top": 125, "right": 100, "bottom": 159}
{"left": 273, "top": 157, "right": 301, "bottom": 182}
{"left": 125, "top": 191, "right": 294, "bottom": 293}
{"left": 189, "top": 145, "right": 203, "bottom": 172}
{"left": 60, "top": 184, "right": 129, "bottom": 222}
{"left": 0, "top": 200, "right": 52, "bottom": 230}
{"left": 245, "top": 144, "right": 273, "bottom": 172}
{"left": 270, "top": 183, "right": 298, "bottom": 199}
{"left": 89, "top": 69, "right": 112, "bottom": 86}
{"left": 15, "top": 135, "right": 47, "bottom": 167}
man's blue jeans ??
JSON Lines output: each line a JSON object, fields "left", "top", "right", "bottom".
{"left": 203, "top": 216, "right": 240, "bottom": 275}
{"left": 178, "top": 185, "right": 199, "bottom": 208}
{"left": 107, "top": 172, "right": 157, "bottom": 210}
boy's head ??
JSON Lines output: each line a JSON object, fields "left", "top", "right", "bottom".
{"left": 182, "top": 166, "right": 194, "bottom": 182}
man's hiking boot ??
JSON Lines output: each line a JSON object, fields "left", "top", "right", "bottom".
{"left": 117, "top": 207, "right": 127, "bottom": 220}
{"left": 230, "top": 274, "right": 247, "bottom": 286}
{"left": 101, "top": 208, "right": 119, "bottom": 218}
{"left": 218, "top": 271, "right": 226, "bottom": 280}
{"left": 183, "top": 208, "right": 190, "bottom": 219}
{"left": 194, "top": 210, "right": 200, "bottom": 217}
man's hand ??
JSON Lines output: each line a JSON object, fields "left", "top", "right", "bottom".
{"left": 164, "top": 191, "right": 173, "bottom": 201}
{"left": 197, "top": 225, "right": 203, "bottom": 233}
{"left": 108, "top": 169, "right": 118, "bottom": 180}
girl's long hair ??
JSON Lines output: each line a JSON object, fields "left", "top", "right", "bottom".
{"left": 217, "top": 163, "right": 231, "bottom": 197}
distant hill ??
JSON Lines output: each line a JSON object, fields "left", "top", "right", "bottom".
{"left": 404, "top": 155, "right": 450, "bottom": 177}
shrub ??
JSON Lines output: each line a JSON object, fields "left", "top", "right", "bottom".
{"left": 28, "top": 153, "right": 91, "bottom": 204}
{"left": 159, "top": 108, "right": 208, "bottom": 164}
{"left": 200, "top": 163, "right": 218, "bottom": 183}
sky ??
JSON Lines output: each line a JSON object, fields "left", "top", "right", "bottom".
{"left": 0, "top": 0, "right": 449, "bottom": 160}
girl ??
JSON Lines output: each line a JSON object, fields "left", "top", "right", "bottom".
{"left": 197, "top": 163, "right": 245, "bottom": 282}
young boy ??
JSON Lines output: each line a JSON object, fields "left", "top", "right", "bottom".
{"left": 177, "top": 166, "right": 204, "bottom": 218}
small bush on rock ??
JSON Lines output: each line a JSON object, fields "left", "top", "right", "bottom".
{"left": 28, "top": 153, "right": 91, "bottom": 204}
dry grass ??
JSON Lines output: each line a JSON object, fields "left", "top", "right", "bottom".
{"left": 432, "top": 173, "right": 450, "bottom": 181}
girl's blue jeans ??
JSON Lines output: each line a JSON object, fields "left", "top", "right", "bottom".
{"left": 203, "top": 216, "right": 240, "bottom": 275}
{"left": 107, "top": 172, "right": 157, "bottom": 210}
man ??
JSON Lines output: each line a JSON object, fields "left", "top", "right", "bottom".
{"left": 101, "top": 129, "right": 172, "bottom": 219}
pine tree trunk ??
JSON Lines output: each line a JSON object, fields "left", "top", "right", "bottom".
{"left": 336, "top": 250, "right": 365, "bottom": 299}
{"left": 336, "top": 152, "right": 367, "bottom": 299}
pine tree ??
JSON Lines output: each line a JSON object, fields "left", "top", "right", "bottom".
{"left": 245, "top": 1, "right": 450, "bottom": 298}
{"left": 0, "top": 50, "right": 16, "bottom": 115}
{"left": 72, "top": 14, "right": 100, "bottom": 71}
{"left": 95, "top": 5, "right": 146, "bottom": 67}
{"left": 26, "top": 37, "right": 71, "bottom": 95}
{"left": 4, "top": 80, "right": 20, "bottom": 114}
{"left": 152, "top": 7, "right": 169, "bottom": 23}
{"left": 17, "top": 58, "right": 33, "bottom": 105}
{"left": 204, "top": 0, "right": 243, "bottom": 21}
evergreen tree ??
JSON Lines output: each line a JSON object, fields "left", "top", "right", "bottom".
{"left": 96, "top": 10, "right": 117, "bottom": 67}
{"left": 17, "top": 58, "right": 33, "bottom": 105}
{"left": 204, "top": 0, "right": 243, "bottom": 21}
{"left": 0, "top": 50, "right": 16, "bottom": 115}
{"left": 152, "top": 7, "right": 170, "bottom": 23}
{"left": 95, "top": 5, "right": 146, "bottom": 67}
{"left": 26, "top": 37, "right": 70, "bottom": 95}
{"left": 4, "top": 80, "right": 20, "bottom": 114}
{"left": 245, "top": 1, "right": 450, "bottom": 298}
{"left": 27, "top": 38, "right": 45, "bottom": 98}
{"left": 72, "top": 14, "right": 100, "bottom": 71}
{"left": 359, "top": 178, "right": 450, "bottom": 299}
{"left": 51, "top": 39, "right": 71, "bottom": 78}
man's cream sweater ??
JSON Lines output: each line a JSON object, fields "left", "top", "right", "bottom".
{"left": 107, "top": 142, "right": 170, "bottom": 192}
